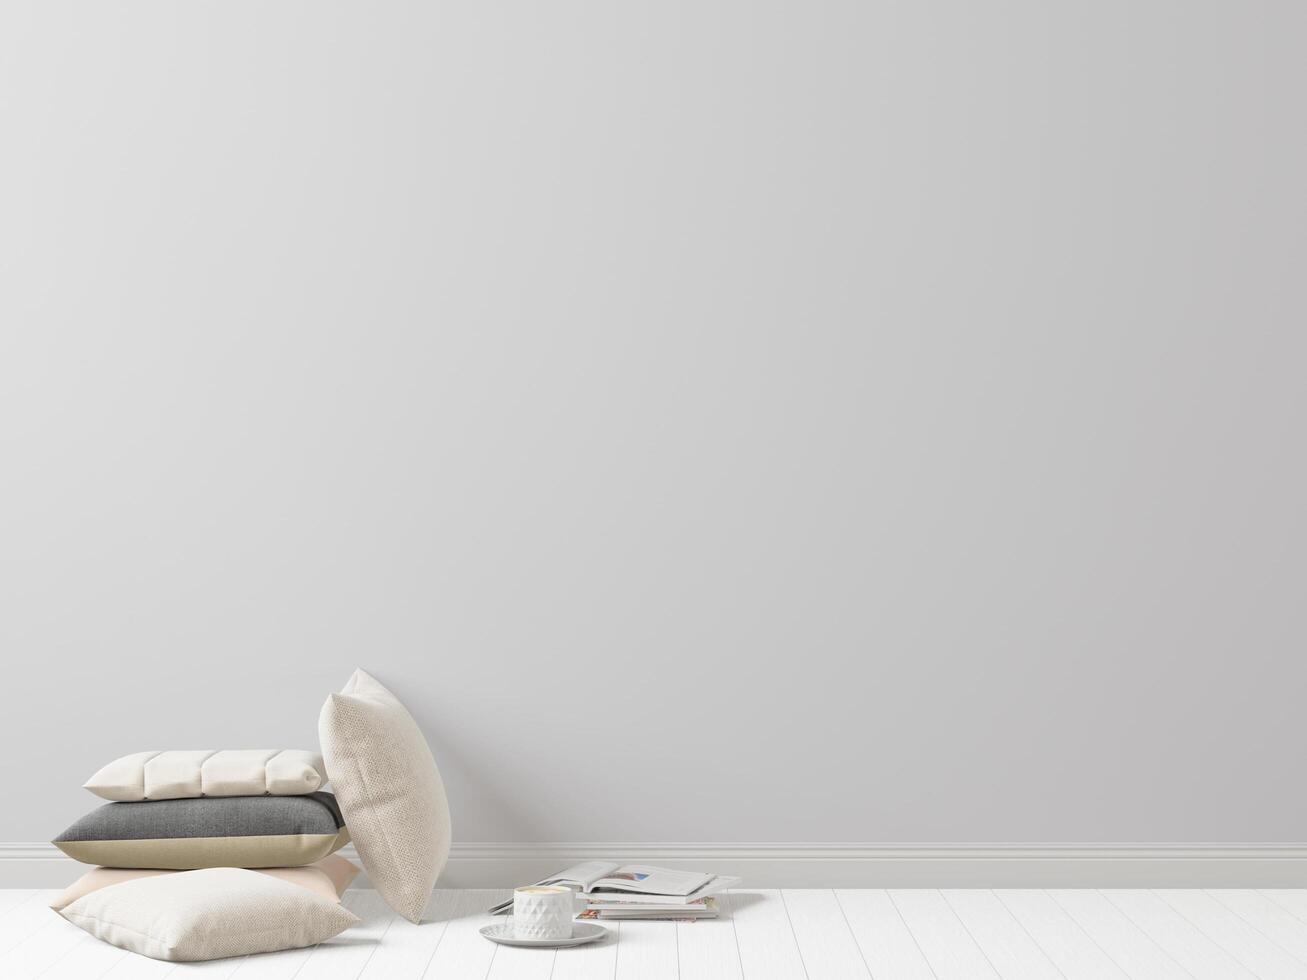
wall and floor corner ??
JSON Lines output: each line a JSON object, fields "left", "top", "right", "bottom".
{"left": 1, "top": 3, "right": 1304, "bottom": 888}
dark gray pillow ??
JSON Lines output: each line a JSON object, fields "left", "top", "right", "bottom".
{"left": 53, "top": 792, "right": 349, "bottom": 869}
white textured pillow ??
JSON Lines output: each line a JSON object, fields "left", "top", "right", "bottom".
{"left": 49, "top": 855, "right": 360, "bottom": 911}
{"left": 84, "top": 750, "right": 328, "bottom": 801}
{"left": 320, "top": 669, "right": 451, "bottom": 922}
{"left": 59, "top": 867, "right": 359, "bottom": 961}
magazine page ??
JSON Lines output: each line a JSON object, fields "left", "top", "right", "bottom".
{"left": 587, "top": 865, "right": 713, "bottom": 896}
{"left": 586, "top": 897, "right": 713, "bottom": 910}
{"left": 584, "top": 875, "right": 743, "bottom": 905}
{"left": 546, "top": 861, "right": 621, "bottom": 888}
{"left": 487, "top": 861, "right": 619, "bottom": 913}
{"left": 692, "top": 875, "right": 741, "bottom": 898}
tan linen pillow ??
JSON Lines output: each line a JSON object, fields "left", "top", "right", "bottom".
{"left": 320, "top": 669, "right": 451, "bottom": 922}
{"left": 49, "top": 854, "right": 360, "bottom": 911}
{"left": 59, "top": 867, "right": 359, "bottom": 961}
{"left": 85, "top": 750, "right": 327, "bottom": 801}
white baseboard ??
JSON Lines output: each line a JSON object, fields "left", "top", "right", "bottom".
{"left": 6, "top": 842, "right": 1307, "bottom": 889}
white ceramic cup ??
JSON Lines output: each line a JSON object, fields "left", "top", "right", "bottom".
{"left": 513, "top": 885, "right": 574, "bottom": 940}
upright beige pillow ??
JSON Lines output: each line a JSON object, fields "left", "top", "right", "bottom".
{"left": 59, "top": 868, "right": 359, "bottom": 961}
{"left": 319, "top": 669, "right": 451, "bottom": 922}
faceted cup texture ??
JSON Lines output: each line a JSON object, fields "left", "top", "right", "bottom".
{"left": 513, "top": 889, "right": 573, "bottom": 940}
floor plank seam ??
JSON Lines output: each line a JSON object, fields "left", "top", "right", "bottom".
{"left": 885, "top": 890, "right": 940, "bottom": 980}
{"left": 1258, "top": 890, "right": 1307, "bottom": 929}
{"left": 287, "top": 941, "right": 322, "bottom": 979}
{"left": 777, "top": 891, "right": 812, "bottom": 980}
{"left": 31, "top": 933, "right": 88, "bottom": 980}
{"left": 1148, "top": 888, "right": 1254, "bottom": 978}
{"left": 831, "top": 889, "right": 876, "bottom": 980}
{"left": 725, "top": 892, "right": 745, "bottom": 980}
{"left": 938, "top": 889, "right": 1001, "bottom": 979}
{"left": 673, "top": 908, "right": 681, "bottom": 980}
{"left": 1093, "top": 889, "right": 1195, "bottom": 980}
{"left": 7, "top": 914, "right": 62, "bottom": 958}
{"left": 414, "top": 906, "right": 453, "bottom": 980}
{"left": 1204, "top": 890, "right": 1307, "bottom": 969}
{"left": 353, "top": 916, "right": 395, "bottom": 980}
{"left": 1038, "top": 888, "right": 1132, "bottom": 979}
{"left": 997, "top": 889, "right": 1067, "bottom": 979}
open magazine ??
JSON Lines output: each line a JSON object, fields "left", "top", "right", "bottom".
{"left": 489, "top": 862, "right": 740, "bottom": 914}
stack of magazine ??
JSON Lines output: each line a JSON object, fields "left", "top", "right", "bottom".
{"left": 491, "top": 861, "right": 741, "bottom": 922}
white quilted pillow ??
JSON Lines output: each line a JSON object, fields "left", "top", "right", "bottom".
{"left": 84, "top": 750, "right": 328, "bottom": 801}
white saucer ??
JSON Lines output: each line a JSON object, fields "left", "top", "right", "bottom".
{"left": 480, "top": 920, "right": 608, "bottom": 949}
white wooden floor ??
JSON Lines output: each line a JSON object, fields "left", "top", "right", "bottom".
{"left": 5, "top": 888, "right": 1307, "bottom": 979}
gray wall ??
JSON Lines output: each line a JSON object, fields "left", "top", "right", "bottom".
{"left": 2, "top": 1, "right": 1304, "bottom": 846}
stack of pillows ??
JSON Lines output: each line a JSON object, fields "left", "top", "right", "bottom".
{"left": 47, "top": 670, "right": 452, "bottom": 962}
